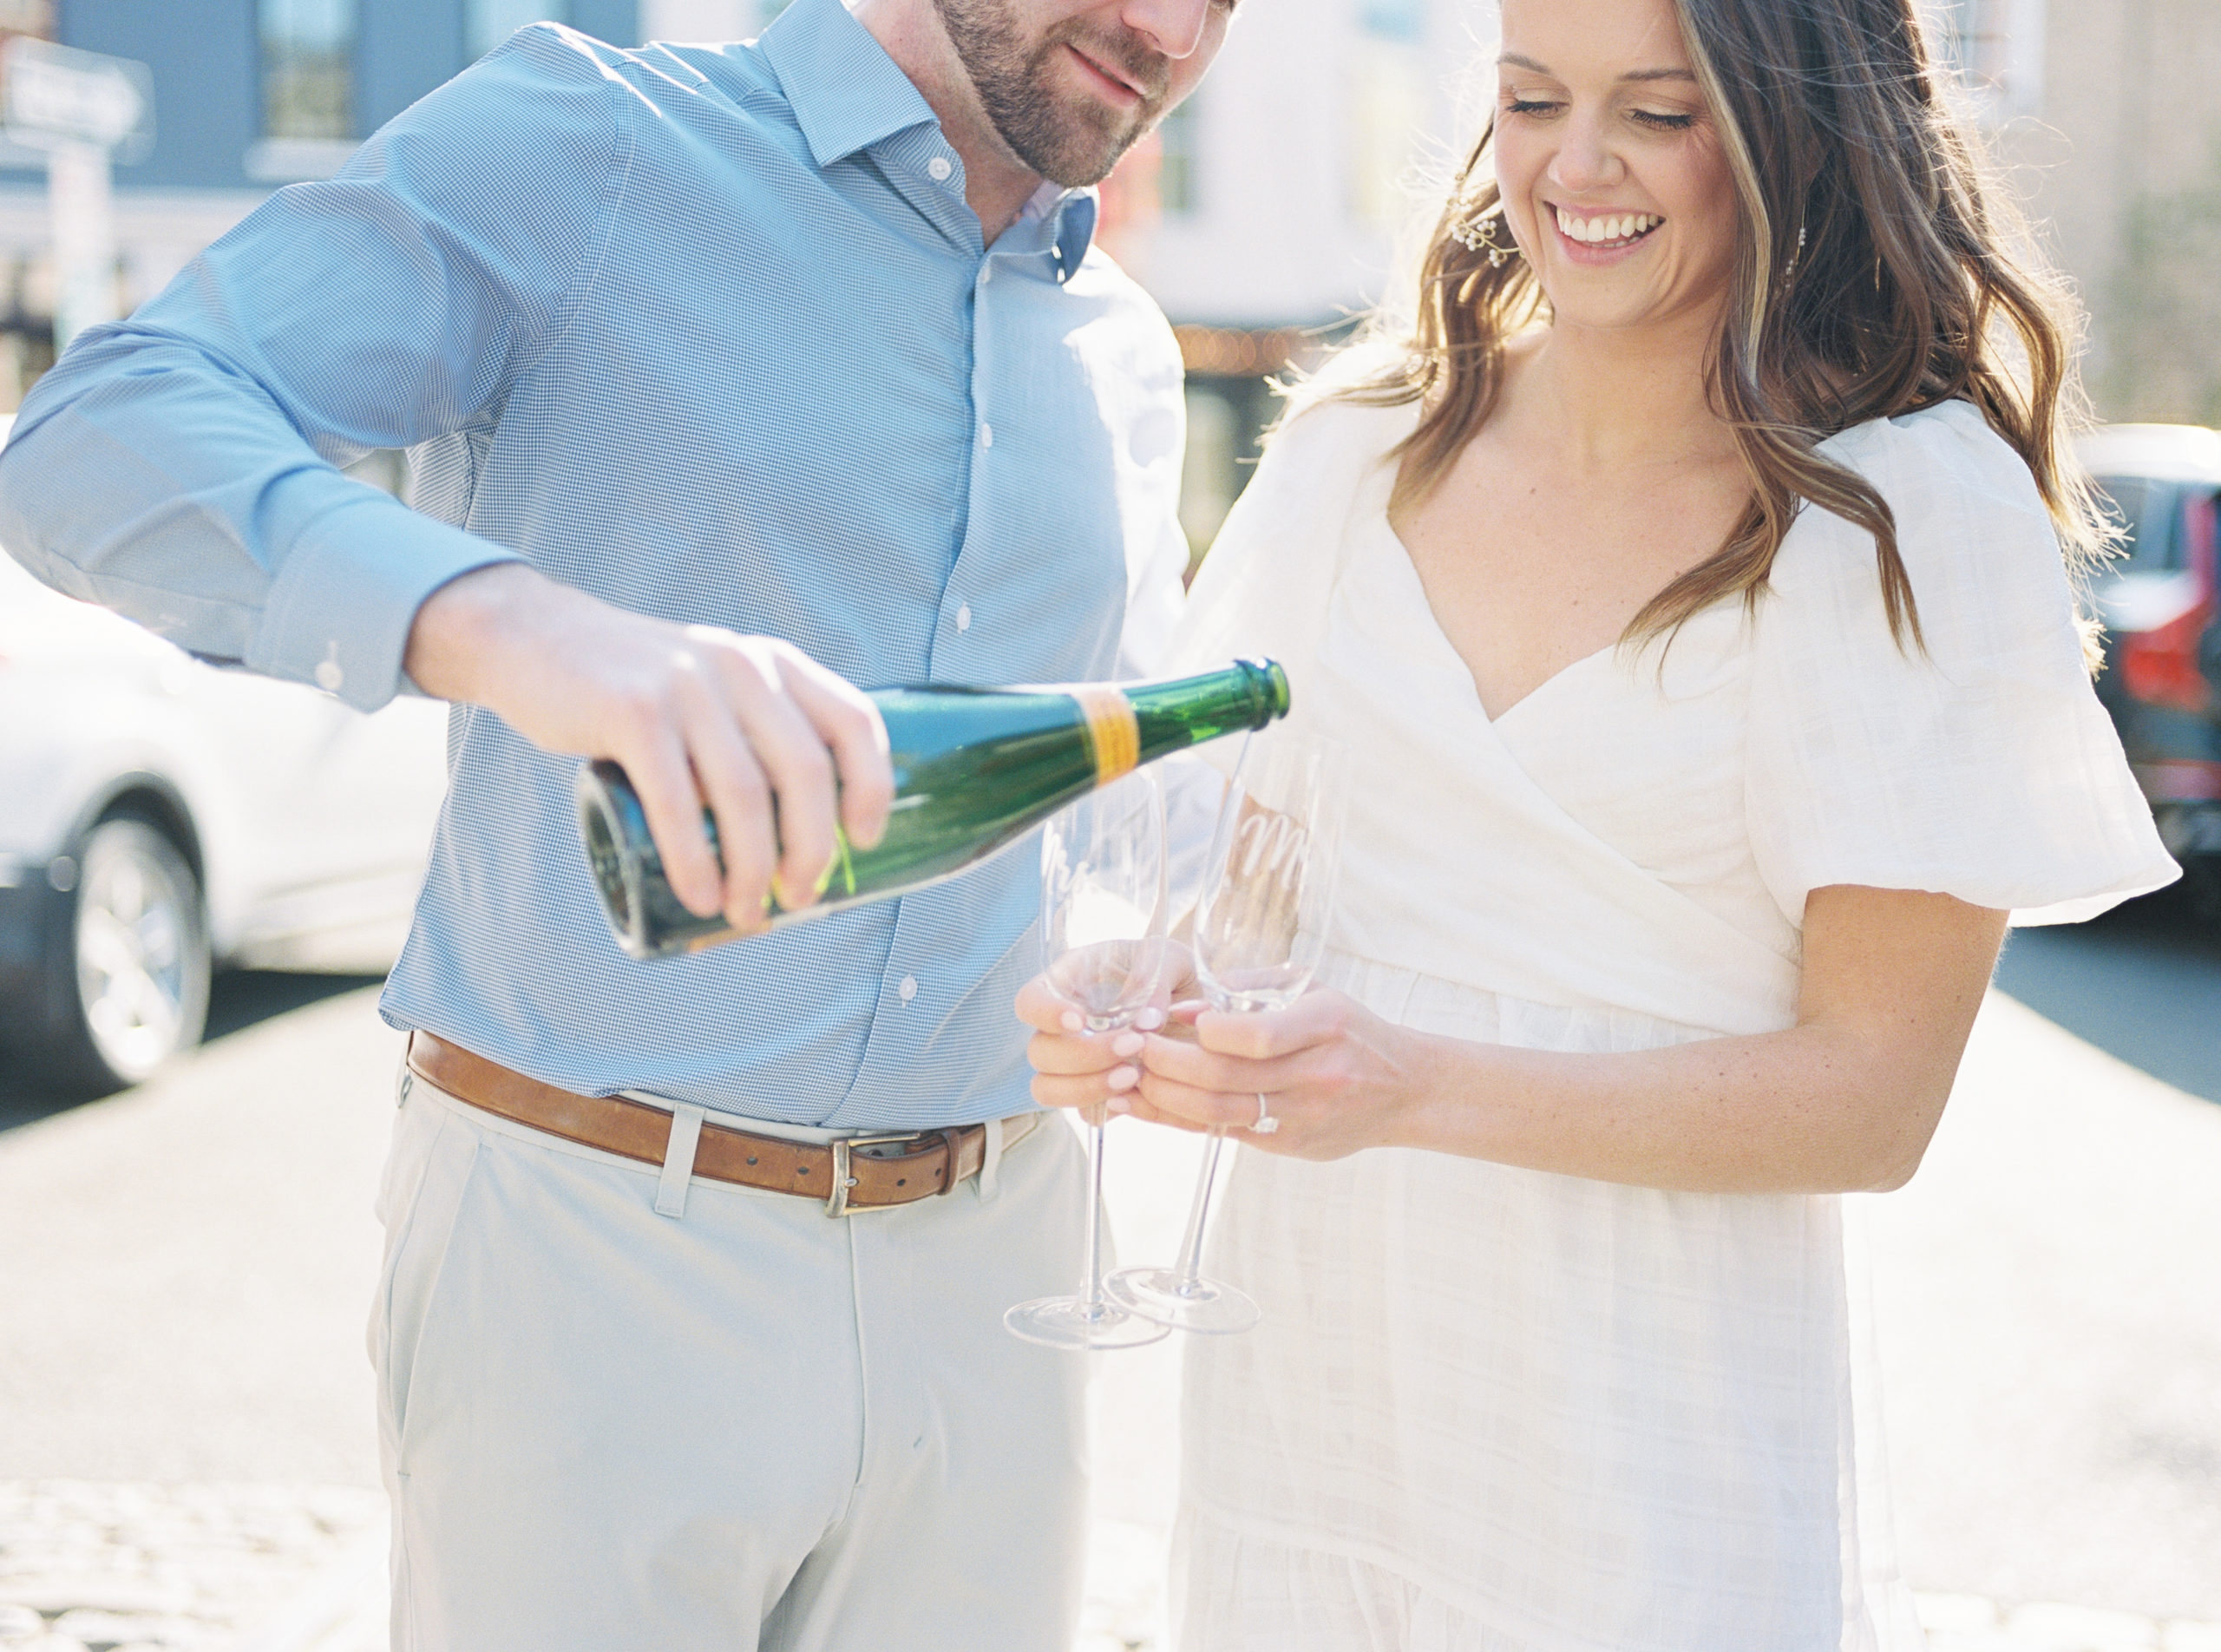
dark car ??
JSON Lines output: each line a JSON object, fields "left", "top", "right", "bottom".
{"left": 2077, "top": 425, "right": 2221, "bottom": 912}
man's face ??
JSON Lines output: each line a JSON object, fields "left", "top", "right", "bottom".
{"left": 933, "top": 0, "right": 1234, "bottom": 187}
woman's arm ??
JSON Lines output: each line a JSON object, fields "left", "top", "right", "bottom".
{"left": 1022, "top": 885, "right": 2007, "bottom": 1196}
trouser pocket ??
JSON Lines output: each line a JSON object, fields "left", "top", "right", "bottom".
{"left": 370, "top": 1097, "right": 481, "bottom": 1474}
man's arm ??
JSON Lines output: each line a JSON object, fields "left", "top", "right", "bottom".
{"left": 0, "top": 29, "right": 613, "bottom": 710}
{"left": 0, "top": 27, "right": 891, "bottom": 924}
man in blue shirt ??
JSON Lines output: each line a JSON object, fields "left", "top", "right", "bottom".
{"left": 0, "top": 0, "right": 1235, "bottom": 1642}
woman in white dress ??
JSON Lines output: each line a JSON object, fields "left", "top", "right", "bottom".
{"left": 1021, "top": 0, "right": 2179, "bottom": 1645}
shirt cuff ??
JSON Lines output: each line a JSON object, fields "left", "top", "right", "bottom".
{"left": 250, "top": 488, "right": 520, "bottom": 711}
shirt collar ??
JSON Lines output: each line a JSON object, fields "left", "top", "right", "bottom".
{"left": 763, "top": 0, "right": 1098, "bottom": 277}
{"left": 1013, "top": 180, "right": 1098, "bottom": 280}
{"left": 760, "top": 0, "right": 941, "bottom": 168}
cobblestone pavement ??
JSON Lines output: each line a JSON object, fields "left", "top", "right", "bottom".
{"left": 0, "top": 1483, "right": 382, "bottom": 1652}
{"left": 1072, "top": 1519, "right": 2221, "bottom": 1652}
{"left": 4, "top": 1485, "right": 2216, "bottom": 1652}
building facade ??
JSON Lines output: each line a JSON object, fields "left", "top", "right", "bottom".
{"left": 0, "top": 1, "right": 778, "bottom": 402}
{"left": 3, "top": 2, "right": 2217, "bottom": 469}
{"left": 1982, "top": 0, "right": 2221, "bottom": 427}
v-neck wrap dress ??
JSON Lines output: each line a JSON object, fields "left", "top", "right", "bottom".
{"left": 1158, "top": 390, "right": 2177, "bottom": 1652}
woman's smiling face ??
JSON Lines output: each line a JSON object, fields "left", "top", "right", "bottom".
{"left": 1493, "top": 0, "right": 1740, "bottom": 336}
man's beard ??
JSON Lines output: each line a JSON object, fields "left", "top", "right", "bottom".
{"left": 933, "top": 0, "right": 1169, "bottom": 187}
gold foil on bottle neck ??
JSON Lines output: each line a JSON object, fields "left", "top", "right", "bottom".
{"left": 1069, "top": 684, "right": 1140, "bottom": 783}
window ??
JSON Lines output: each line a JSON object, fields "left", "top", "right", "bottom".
{"left": 1930, "top": 0, "right": 2045, "bottom": 117}
{"left": 0, "top": 0, "right": 52, "bottom": 37}
{"left": 468, "top": 0, "right": 573, "bottom": 60}
{"left": 1347, "top": 0, "right": 1427, "bottom": 230}
{"left": 1361, "top": 0, "right": 1425, "bottom": 44}
{"left": 1936, "top": 0, "right": 2008, "bottom": 86}
{"left": 259, "top": 0, "right": 357, "bottom": 141}
{"left": 1159, "top": 97, "right": 1199, "bottom": 216}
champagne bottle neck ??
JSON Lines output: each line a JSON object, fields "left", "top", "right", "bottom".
{"left": 1117, "top": 659, "right": 1291, "bottom": 771}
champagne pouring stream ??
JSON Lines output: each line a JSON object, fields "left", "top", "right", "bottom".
{"left": 1107, "top": 734, "right": 1346, "bottom": 1334}
{"left": 1004, "top": 770, "right": 1173, "bottom": 1351}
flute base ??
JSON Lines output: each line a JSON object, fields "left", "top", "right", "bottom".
{"left": 1105, "top": 1266, "right": 1261, "bottom": 1334}
{"left": 1004, "top": 1295, "right": 1170, "bottom": 1350}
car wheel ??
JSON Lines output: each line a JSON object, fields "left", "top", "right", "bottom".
{"left": 23, "top": 817, "right": 211, "bottom": 1096}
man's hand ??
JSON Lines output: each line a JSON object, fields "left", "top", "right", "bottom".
{"left": 405, "top": 562, "right": 894, "bottom": 930}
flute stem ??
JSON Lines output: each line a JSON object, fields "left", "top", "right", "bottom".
{"left": 1175, "top": 1128, "right": 1228, "bottom": 1287}
{"left": 1080, "top": 1110, "right": 1108, "bottom": 1309}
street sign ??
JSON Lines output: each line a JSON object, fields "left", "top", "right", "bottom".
{"left": 0, "top": 39, "right": 154, "bottom": 347}
{"left": 3, "top": 37, "right": 151, "bottom": 163}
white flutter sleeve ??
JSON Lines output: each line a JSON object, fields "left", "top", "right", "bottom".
{"left": 1746, "top": 400, "right": 2179, "bottom": 927}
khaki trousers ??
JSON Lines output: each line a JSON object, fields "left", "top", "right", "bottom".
{"left": 370, "top": 1070, "right": 1091, "bottom": 1650}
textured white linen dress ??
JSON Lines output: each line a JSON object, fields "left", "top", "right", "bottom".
{"left": 1161, "top": 391, "right": 2178, "bottom": 1652}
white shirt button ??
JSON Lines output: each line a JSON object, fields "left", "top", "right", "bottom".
{"left": 927, "top": 155, "right": 953, "bottom": 182}
{"left": 314, "top": 657, "right": 344, "bottom": 692}
{"left": 955, "top": 604, "right": 972, "bottom": 632}
{"left": 979, "top": 423, "right": 993, "bottom": 449}
{"left": 898, "top": 974, "right": 919, "bottom": 1002}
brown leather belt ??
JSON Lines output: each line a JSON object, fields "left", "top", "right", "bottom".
{"left": 405, "top": 1032, "right": 1042, "bottom": 1216}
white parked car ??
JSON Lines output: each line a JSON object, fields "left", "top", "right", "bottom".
{"left": 0, "top": 474, "right": 449, "bottom": 1095}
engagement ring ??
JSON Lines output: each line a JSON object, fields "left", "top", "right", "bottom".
{"left": 1252, "top": 1092, "right": 1280, "bottom": 1134}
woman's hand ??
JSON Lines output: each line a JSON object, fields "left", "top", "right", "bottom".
{"left": 1127, "top": 990, "right": 1438, "bottom": 1162}
{"left": 1016, "top": 974, "right": 1163, "bottom": 1115}
{"left": 1014, "top": 944, "right": 1198, "bottom": 1116}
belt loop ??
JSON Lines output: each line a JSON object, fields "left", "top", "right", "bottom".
{"left": 975, "top": 1116, "right": 1006, "bottom": 1205}
{"left": 654, "top": 1104, "right": 707, "bottom": 1219}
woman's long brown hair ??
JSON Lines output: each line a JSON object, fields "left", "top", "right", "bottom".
{"left": 1338, "top": 0, "right": 2106, "bottom": 653}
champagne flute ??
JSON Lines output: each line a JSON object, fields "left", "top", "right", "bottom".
{"left": 1005, "top": 770, "right": 1173, "bottom": 1351}
{"left": 1107, "top": 734, "right": 1346, "bottom": 1334}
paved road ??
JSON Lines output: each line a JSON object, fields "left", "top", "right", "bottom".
{"left": 1867, "top": 990, "right": 2221, "bottom": 1621}
{"left": 1994, "top": 892, "right": 2221, "bottom": 1106}
{"left": 3, "top": 896, "right": 2218, "bottom": 1644}
{"left": 0, "top": 976, "right": 393, "bottom": 1488}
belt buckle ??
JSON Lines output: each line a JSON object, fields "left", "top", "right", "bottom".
{"left": 826, "top": 1131, "right": 932, "bottom": 1217}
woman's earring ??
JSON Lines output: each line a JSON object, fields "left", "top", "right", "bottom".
{"left": 1781, "top": 222, "right": 1807, "bottom": 284}
{"left": 1451, "top": 211, "right": 1517, "bottom": 269}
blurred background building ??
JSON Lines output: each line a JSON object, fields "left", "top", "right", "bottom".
{"left": 0, "top": 0, "right": 2218, "bottom": 543}
{"left": 1968, "top": 0, "right": 2221, "bottom": 429}
{"left": 0, "top": 1, "right": 768, "bottom": 398}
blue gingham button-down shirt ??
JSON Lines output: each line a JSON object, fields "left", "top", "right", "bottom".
{"left": 0, "top": 0, "right": 1189, "bottom": 1128}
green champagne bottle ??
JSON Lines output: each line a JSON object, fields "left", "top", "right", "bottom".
{"left": 576, "top": 657, "right": 1290, "bottom": 960}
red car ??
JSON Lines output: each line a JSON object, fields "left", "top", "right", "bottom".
{"left": 2077, "top": 425, "right": 2221, "bottom": 913}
